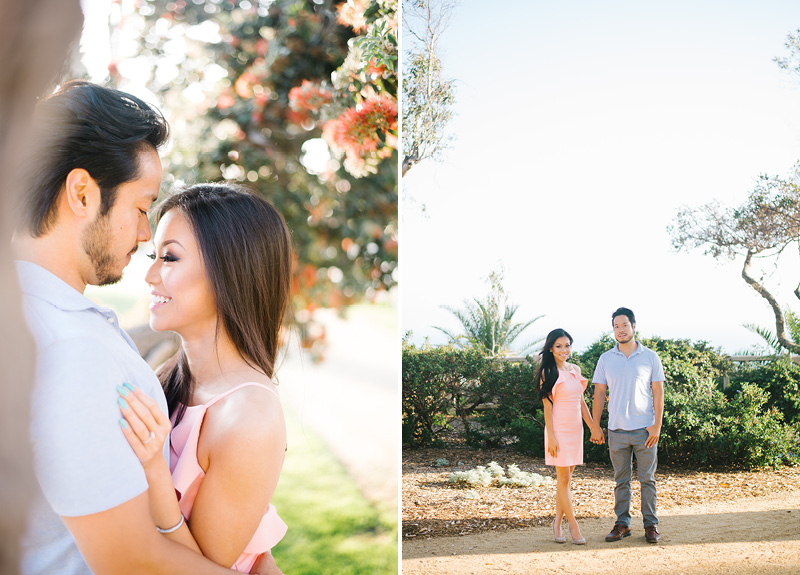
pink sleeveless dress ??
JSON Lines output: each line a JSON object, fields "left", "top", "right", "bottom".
{"left": 544, "top": 368, "right": 588, "bottom": 467}
{"left": 169, "top": 382, "right": 288, "bottom": 572}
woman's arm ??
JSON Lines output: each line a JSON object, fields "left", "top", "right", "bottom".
{"left": 540, "top": 376, "right": 558, "bottom": 458}
{"left": 189, "top": 387, "right": 286, "bottom": 567}
{"left": 580, "top": 396, "right": 594, "bottom": 429}
{"left": 118, "top": 385, "right": 202, "bottom": 553}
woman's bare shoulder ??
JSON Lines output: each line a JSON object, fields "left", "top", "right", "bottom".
{"left": 202, "top": 383, "right": 285, "bottom": 452}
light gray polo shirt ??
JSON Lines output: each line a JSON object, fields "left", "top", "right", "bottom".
{"left": 16, "top": 261, "right": 169, "bottom": 575}
{"left": 592, "top": 341, "right": 665, "bottom": 431}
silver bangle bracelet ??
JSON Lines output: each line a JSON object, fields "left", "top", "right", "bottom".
{"left": 156, "top": 513, "right": 185, "bottom": 534}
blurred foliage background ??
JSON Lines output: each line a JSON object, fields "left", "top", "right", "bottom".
{"left": 83, "top": 0, "right": 397, "bottom": 332}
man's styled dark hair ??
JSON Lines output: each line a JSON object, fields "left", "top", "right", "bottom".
{"left": 612, "top": 307, "right": 636, "bottom": 325}
{"left": 20, "top": 80, "right": 169, "bottom": 236}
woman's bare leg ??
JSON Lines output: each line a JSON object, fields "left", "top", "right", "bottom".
{"left": 554, "top": 492, "right": 564, "bottom": 537}
{"left": 556, "top": 465, "right": 583, "bottom": 541}
{"left": 555, "top": 466, "right": 573, "bottom": 527}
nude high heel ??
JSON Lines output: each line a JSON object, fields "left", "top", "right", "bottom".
{"left": 552, "top": 520, "right": 566, "bottom": 543}
{"left": 569, "top": 523, "right": 586, "bottom": 545}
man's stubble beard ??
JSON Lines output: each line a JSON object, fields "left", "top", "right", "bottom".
{"left": 81, "top": 212, "right": 123, "bottom": 286}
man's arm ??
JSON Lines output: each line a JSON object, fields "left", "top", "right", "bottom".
{"left": 64, "top": 493, "right": 284, "bottom": 575}
{"left": 645, "top": 381, "right": 664, "bottom": 448}
{"left": 590, "top": 383, "right": 607, "bottom": 444}
{"left": 63, "top": 493, "right": 244, "bottom": 575}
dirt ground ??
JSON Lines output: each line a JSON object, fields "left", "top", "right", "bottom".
{"left": 402, "top": 445, "right": 800, "bottom": 574}
{"left": 403, "top": 446, "right": 800, "bottom": 539}
{"left": 403, "top": 490, "right": 800, "bottom": 575}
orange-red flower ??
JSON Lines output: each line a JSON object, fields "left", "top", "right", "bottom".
{"left": 322, "top": 90, "right": 397, "bottom": 170}
{"left": 367, "top": 57, "right": 386, "bottom": 76}
{"left": 288, "top": 80, "right": 334, "bottom": 117}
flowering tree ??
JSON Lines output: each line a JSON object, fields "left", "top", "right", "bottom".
{"left": 107, "top": 0, "right": 397, "bottom": 325}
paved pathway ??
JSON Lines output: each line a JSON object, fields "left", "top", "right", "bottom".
{"left": 278, "top": 307, "right": 399, "bottom": 509}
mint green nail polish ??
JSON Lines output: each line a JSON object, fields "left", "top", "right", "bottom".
{"left": 116, "top": 385, "right": 129, "bottom": 397}
{"left": 122, "top": 382, "right": 134, "bottom": 392}
{"left": 120, "top": 418, "right": 129, "bottom": 429}
{"left": 118, "top": 397, "right": 128, "bottom": 409}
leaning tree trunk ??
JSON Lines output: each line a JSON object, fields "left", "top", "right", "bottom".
{"left": 0, "top": 1, "right": 83, "bottom": 572}
{"left": 741, "top": 249, "right": 800, "bottom": 354}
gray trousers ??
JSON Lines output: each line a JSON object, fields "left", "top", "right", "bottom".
{"left": 608, "top": 428, "right": 658, "bottom": 528}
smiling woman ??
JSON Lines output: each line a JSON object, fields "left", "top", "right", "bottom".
{"left": 117, "top": 183, "right": 294, "bottom": 570}
{"left": 146, "top": 209, "right": 216, "bottom": 337}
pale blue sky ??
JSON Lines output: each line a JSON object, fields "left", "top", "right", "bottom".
{"left": 402, "top": 0, "right": 800, "bottom": 353}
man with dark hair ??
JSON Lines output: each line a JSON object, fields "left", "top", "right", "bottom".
{"left": 589, "top": 307, "right": 665, "bottom": 544}
{"left": 14, "top": 81, "right": 280, "bottom": 575}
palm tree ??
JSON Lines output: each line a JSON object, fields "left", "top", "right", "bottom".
{"left": 434, "top": 267, "right": 543, "bottom": 357}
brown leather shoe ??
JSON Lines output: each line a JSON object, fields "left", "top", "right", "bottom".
{"left": 645, "top": 525, "right": 661, "bottom": 543}
{"left": 605, "top": 523, "right": 631, "bottom": 542}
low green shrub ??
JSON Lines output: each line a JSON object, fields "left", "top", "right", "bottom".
{"left": 728, "top": 357, "right": 800, "bottom": 426}
{"left": 466, "top": 359, "right": 540, "bottom": 450}
{"left": 663, "top": 381, "right": 798, "bottom": 468}
{"left": 402, "top": 335, "right": 800, "bottom": 469}
{"left": 401, "top": 336, "right": 487, "bottom": 446}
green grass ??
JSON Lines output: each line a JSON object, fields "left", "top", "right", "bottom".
{"left": 270, "top": 408, "right": 397, "bottom": 575}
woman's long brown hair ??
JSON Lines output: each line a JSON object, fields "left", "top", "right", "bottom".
{"left": 154, "top": 183, "right": 292, "bottom": 426}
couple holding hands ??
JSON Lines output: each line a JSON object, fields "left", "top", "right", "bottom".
{"left": 536, "top": 307, "right": 665, "bottom": 545}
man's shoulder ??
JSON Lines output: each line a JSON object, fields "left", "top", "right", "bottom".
{"left": 39, "top": 333, "right": 123, "bottom": 363}
{"left": 22, "top": 293, "right": 100, "bottom": 348}
{"left": 33, "top": 326, "right": 155, "bottom": 402}
{"left": 22, "top": 293, "right": 139, "bottom": 367}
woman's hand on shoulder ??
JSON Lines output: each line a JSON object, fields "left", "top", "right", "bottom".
{"left": 117, "top": 383, "right": 171, "bottom": 472}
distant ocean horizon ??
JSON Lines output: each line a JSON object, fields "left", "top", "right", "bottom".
{"left": 403, "top": 325, "right": 769, "bottom": 357}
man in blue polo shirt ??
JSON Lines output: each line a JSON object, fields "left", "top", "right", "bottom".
{"left": 590, "top": 307, "right": 665, "bottom": 544}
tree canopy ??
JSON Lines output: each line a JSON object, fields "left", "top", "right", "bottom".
{"left": 401, "top": 0, "right": 457, "bottom": 175}
{"left": 670, "top": 162, "right": 800, "bottom": 353}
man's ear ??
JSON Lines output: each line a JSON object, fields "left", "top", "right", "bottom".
{"left": 63, "top": 168, "right": 101, "bottom": 219}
